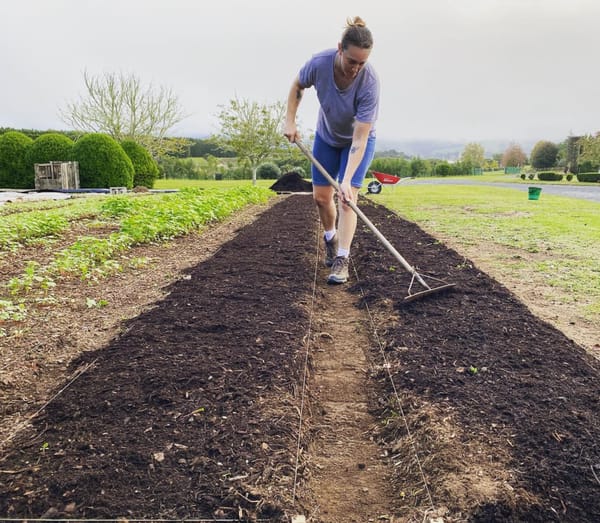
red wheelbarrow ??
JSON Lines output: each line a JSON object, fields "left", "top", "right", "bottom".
{"left": 366, "top": 171, "right": 406, "bottom": 194}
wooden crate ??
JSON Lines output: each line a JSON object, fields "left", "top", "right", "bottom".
{"left": 34, "top": 162, "right": 80, "bottom": 191}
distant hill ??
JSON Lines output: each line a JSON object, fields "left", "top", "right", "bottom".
{"left": 375, "top": 138, "right": 537, "bottom": 159}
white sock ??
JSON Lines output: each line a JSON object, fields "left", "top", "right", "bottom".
{"left": 324, "top": 229, "right": 336, "bottom": 241}
{"left": 337, "top": 247, "right": 349, "bottom": 258}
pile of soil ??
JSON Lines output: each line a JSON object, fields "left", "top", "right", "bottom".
{"left": 1, "top": 194, "right": 599, "bottom": 522}
{"left": 269, "top": 172, "right": 312, "bottom": 193}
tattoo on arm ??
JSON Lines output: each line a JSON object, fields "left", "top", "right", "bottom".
{"left": 295, "top": 89, "right": 302, "bottom": 101}
{"left": 350, "top": 146, "right": 358, "bottom": 154}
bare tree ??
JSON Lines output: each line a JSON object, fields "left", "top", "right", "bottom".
{"left": 60, "top": 71, "right": 188, "bottom": 157}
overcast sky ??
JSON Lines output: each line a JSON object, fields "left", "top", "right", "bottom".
{"left": 2, "top": 0, "right": 599, "bottom": 146}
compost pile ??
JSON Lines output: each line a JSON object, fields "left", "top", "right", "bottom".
{"left": 1, "top": 194, "right": 599, "bottom": 522}
{"left": 269, "top": 172, "right": 312, "bottom": 193}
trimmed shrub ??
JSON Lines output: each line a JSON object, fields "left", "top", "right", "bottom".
{"left": 530, "top": 140, "right": 558, "bottom": 169}
{"left": 576, "top": 172, "right": 600, "bottom": 183}
{"left": 435, "top": 162, "right": 451, "bottom": 176}
{"left": 71, "top": 134, "right": 134, "bottom": 188}
{"left": 256, "top": 162, "right": 281, "bottom": 179}
{"left": 537, "top": 172, "right": 563, "bottom": 181}
{"left": 566, "top": 174, "right": 573, "bottom": 181}
{"left": 27, "top": 133, "right": 74, "bottom": 167}
{"left": 0, "top": 131, "right": 34, "bottom": 189}
{"left": 120, "top": 140, "right": 159, "bottom": 188}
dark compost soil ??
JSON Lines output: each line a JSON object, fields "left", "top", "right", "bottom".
{"left": 1, "top": 194, "right": 599, "bottom": 522}
{"left": 349, "top": 199, "right": 600, "bottom": 522}
{"left": 0, "top": 195, "right": 318, "bottom": 521}
{"left": 269, "top": 173, "right": 312, "bottom": 193}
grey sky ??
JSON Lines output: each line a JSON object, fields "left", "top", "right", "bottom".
{"left": 2, "top": 0, "right": 599, "bottom": 145}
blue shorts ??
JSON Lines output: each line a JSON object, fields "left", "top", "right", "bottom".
{"left": 311, "top": 133, "right": 376, "bottom": 188}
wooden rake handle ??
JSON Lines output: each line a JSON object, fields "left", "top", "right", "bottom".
{"left": 295, "top": 140, "right": 430, "bottom": 289}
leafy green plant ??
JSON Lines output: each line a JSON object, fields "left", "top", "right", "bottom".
{"left": 52, "top": 234, "right": 133, "bottom": 279}
{"left": 537, "top": 172, "right": 563, "bottom": 181}
{"left": 435, "top": 163, "right": 451, "bottom": 177}
{"left": 577, "top": 172, "right": 600, "bottom": 182}
{"left": 0, "top": 299, "right": 27, "bottom": 321}
{"left": 86, "top": 297, "right": 108, "bottom": 308}
{"left": 4, "top": 186, "right": 272, "bottom": 295}
{"left": 530, "top": 140, "right": 558, "bottom": 169}
{"left": 8, "top": 261, "right": 56, "bottom": 295}
{"left": 100, "top": 196, "right": 139, "bottom": 217}
{"left": 0, "top": 212, "right": 69, "bottom": 252}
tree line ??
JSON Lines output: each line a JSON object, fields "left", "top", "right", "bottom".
{"left": 2, "top": 70, "right": 599, "bottom": 189}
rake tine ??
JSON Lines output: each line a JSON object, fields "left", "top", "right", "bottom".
{"left": 405, "top": 272, "right": 456, "bottom": 303}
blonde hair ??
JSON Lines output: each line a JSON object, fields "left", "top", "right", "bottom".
{"left": 341, "top": 16, "right": 373, "bottom": 49}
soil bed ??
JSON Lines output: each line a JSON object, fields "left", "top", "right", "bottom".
{"left": 1, "top": 195, "right": 317, "bottom": 521}
{"left": 1, "top": 193, "right": 599, "bottom": 522}
{"left": 349, "top": 198, "right": 600, "bottom": 522}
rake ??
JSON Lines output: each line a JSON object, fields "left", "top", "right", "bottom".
{"left": 296, "top": 140, "right": 456, "bottom": 303}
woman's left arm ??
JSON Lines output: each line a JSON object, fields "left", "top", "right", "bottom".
{"left": 339, "top": 121, "right": 372, "bottom": 202}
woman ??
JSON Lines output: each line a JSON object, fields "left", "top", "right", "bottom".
{"left": 284, "top": 16, "right": 380, "bottom": 284}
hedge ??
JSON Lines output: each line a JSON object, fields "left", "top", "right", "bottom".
{"left": 576, "top": 172, "right": 600, "bottom": 183}
{"left": 537, "top": 172, "right": 563, "bottom": 182}
{"left": 71, "top": 134, "right": 134, "bottom": 189}
{"left": 120, "top": 140, "right": 159, "bottom": 188}
{"left": 0, "top": 131, "right": 34, "bottom": 189}
{"left": 27, "top": 133, "right": 74, "bottom": 167}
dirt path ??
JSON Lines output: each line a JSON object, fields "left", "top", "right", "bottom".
{"left": 307, "top": 270, "right": 393, "bottom": 523}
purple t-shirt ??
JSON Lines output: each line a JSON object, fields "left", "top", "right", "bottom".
{"left": 298, "top": 48, "right": 379, "bottom": 147}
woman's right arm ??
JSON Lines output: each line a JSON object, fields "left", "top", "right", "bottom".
{"left": 284, "top": 76, "right": 304, "bottom": 143}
